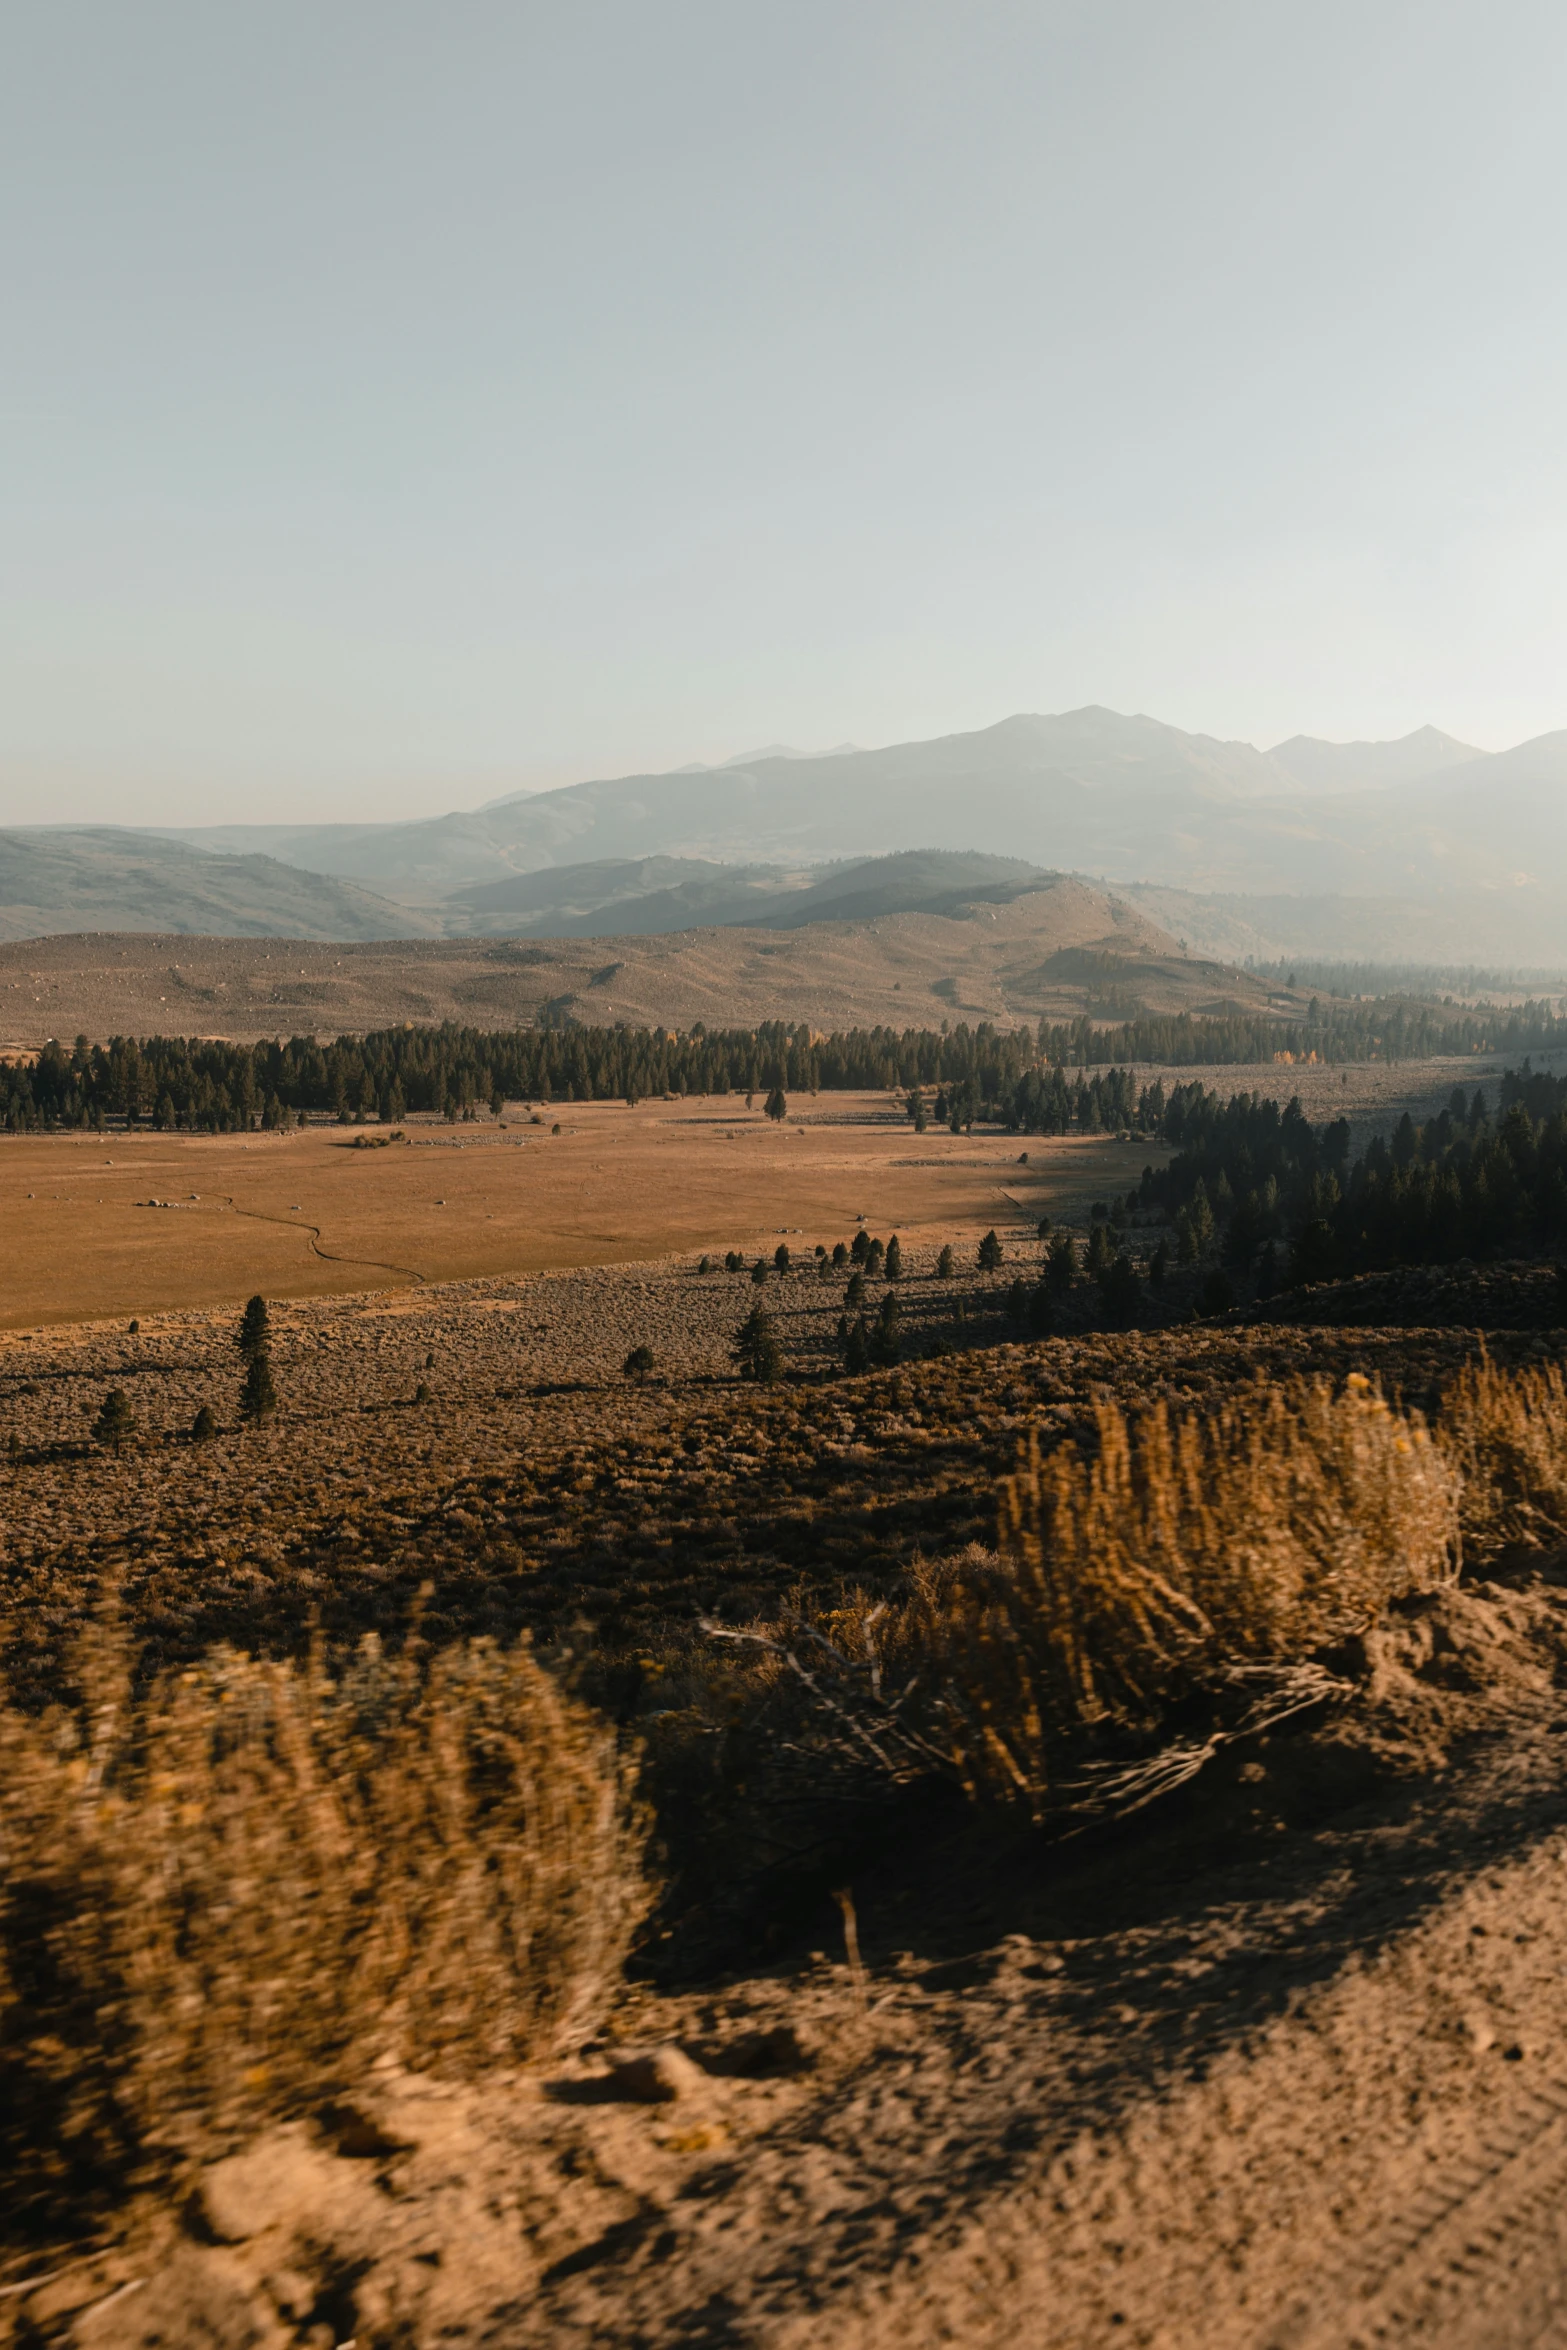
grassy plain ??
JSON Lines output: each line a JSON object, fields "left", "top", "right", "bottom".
{"left": 0, "top": 1093, "right": 1153, "bottom": 1328}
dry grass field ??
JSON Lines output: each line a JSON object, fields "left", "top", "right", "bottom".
{"left": 0, "top": 1093, "right": 1152, "bottom": 1328}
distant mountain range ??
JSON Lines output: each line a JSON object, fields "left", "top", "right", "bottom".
{"left": 4, "top": 708, "right": 1565, "bottom": 964}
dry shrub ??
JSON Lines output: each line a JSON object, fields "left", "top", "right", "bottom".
{"left": 0, "top": 1623, "right": 649, "bottom": 2232}
{"left": 1440, "top": 1351, "right": 1567, "bottom": 1556}
{"left": 766, "top": 1376, "right": 1460, "bottom": 1817}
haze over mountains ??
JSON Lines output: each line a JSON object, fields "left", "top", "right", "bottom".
{"left": 5, "top": 708, "right": 1565, "bottom": 965}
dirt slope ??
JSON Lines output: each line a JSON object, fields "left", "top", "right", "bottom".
{"left": 0, "top": 877, "right": 1258, "bottom": 1046}
{"left": 17, "top": 1564, "right": 1567, "bottom": 2348}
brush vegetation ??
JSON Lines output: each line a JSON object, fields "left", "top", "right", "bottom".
{"left": 0, "top": 1623, "right": 648, "bottom": 2236}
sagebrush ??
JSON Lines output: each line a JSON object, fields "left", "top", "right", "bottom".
{"left": 0, "top": 1623, "right": 649, "bottom": 2233}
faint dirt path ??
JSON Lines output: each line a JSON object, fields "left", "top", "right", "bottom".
{"left": 221, "top": 1194, "right": 429, "bottom": 1284}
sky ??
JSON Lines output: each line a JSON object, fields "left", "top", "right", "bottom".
{"left": 3, "top": 0, "right": 1566, "bottom": 826}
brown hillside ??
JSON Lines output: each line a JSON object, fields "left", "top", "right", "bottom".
{"left": 0, "top": 877, "right": 1264, "bottom": 1046}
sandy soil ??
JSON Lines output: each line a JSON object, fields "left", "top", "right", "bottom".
{"left": 0, "top": 1095, "right": 1154, "bottom": 1329}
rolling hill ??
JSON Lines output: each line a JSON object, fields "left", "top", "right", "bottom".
{"left": 0, "top": 828, "right": 434, "bottom": 944}
{"left": 0, "top": 870, "right": 1262, "bottom": 1048}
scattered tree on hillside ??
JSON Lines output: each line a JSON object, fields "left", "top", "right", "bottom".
{"left": 237, "top": 1294, "right": 270, "bottom": 1360}
{"left": 93, "top": 1389, "right": 134, "bottom": 1454}
{"left": 190, "top": 1404, "right": 217, "bottom": 1440}
{"left": 240, "top": 1352, "right": 277, "bottom": 1421}
{"left": 773, "top": 1243, "right": 791, "bottom": 1273}
{"left": 622, "top": 1344, "right": 656, "bottom": 1383}
{"left": 1086, "top": 1222, "right": 1116, "bottom": 1281}
{"left": 764, "top": 1086, "right": 788, "bottom": 1122}
{"left": 869, "top": 1291, "right": 901, "bottom": 1366}
{"left": 936, "top": 1244, "right": 955, "bottom": 1278}
{"left": 884, "top": 1234, "right": 903, "bottom": 1281}
{"left": 1046, "top": 1230, "right": 1078, "bottom": 1292}
{"left": 1099, "top": 1251, "right": 1142, "bottom": 1326}
{"left": 978, "top": 1229, "right": 1003, "bottom": 1272}
{"left": 733, "top": 1305, "right": 781, "bottom": 1383}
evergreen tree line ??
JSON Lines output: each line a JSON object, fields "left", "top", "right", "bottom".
{"left": 1034, "top": 997, "right": 1567, "bottom": 1069}
{"left": 2, "top": 1021, "right": 1047, "bottom": 1132}
{"left": 1139, "top": 1065, "right": 1567, "bottom": 1283}
{"left": 4, "top": 993, "right": 1565, "bottom": 1134}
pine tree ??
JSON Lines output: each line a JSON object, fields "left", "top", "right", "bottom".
{"left": 869, "top": 1291, "right": 901, "bottom": 1366}
{"left": 764, "top": 1085, "right": 788, "bottom": 1122}
{"left": 240, "top": 1351, "right": 277, "bottom": 1420}
{"left": 936, "top": 1244, "right": 955, "bottom": 1278}
{"left": 977, "top": 1229, "right": 1003, "bottom": 1272}
{"left": 1046, "top": 1230, "right": 1078, "bottom": 1292}
{"left": 190, "top": 1404, "right": 217, "bottom": 1440}
{"left": 842, "top": 1316, "right": 870, "bottom": 1374}
{"left": 733, "top": 1305, "right": 781, "bottom": 1383}
{"left": 1086, "top": 1222, "right": 1115, "bottom": 1280}
{"left": 884, "top": 1235, "right": 903, "bottom": 1281}
{"left": 93, "top": 1388, "right": 134, "bottom": 1454}
{"left": 623, "top": 1344, "right": 656, "bottom": 1382}
{"left": 751, "top": 1258, "right": 769, "bottom": 1286}
{"left": 1099, "top": 1251, "right": 1141, "bottom": 1325}
{"left": 237, "top": 1294, "right": 270, "bottom": 1360}
{"left": 1188, "top": 1178, "right": 1216, "bottom": 1257}
{"left": 774, "top": 1242, "right": 791, "bottom": 1274}
{"left": 844, "top": 1269, "right": 866, "bottom": 1308}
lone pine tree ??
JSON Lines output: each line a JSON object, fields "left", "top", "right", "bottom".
{"left": 240, "top": 1351, "right": 278, "bottom": 1421}
{"left": 93, "top": 1389, "right": 135, "bottom": 1454}
{"left": 978, "top": 1228, "right": 1003, "bottom": 1272}
{"left": 237, "top": 1294, "right": 270, "bottom": 1360}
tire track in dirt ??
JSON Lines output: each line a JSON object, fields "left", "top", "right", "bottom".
{"left": 1267, "top": 2078, "right": 1567, "bottom": 2348}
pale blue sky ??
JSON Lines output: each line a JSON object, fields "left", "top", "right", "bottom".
{"left": 3, "top": 1, "right": 1565, "bottom": 823}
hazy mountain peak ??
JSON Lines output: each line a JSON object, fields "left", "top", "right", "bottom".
{"left": 1265, "top": 726, "right": 1483, "bottom": 792}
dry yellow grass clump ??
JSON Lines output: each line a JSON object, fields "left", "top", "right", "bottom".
{"left": 0, "top": 1622, "right": 649, "bottom": 2233}
{"left": 797, "top": 1374, "right": 1463, "bottom": 1816}
{"left": 1439, "top": 1351, "right": 1567, "bottom": 1556}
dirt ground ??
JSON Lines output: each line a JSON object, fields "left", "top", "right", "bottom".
{"left": 10, "top": 1506, "right": 1567, "bottom": 2345}
{"left": 0, "top": 1094, "right": 1155, "bottom": 1329}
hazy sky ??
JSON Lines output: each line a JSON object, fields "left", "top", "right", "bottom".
{"left": 4, "top": 1, "right": 1566, "bottom": 824}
